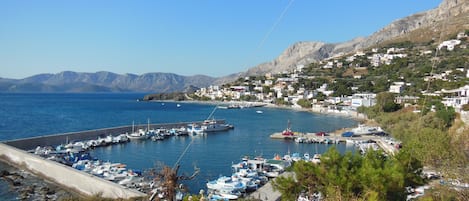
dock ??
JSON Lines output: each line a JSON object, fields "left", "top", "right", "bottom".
{"left": 270, "top": 132, "right": 398, "bottom": 155}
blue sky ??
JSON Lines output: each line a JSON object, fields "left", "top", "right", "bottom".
{"left": 0, "top": 0, "right": 441, "bottom": 79}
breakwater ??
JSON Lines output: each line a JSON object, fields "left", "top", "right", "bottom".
{"left": 3, "top": 120, "right": 223, "bottom": 151}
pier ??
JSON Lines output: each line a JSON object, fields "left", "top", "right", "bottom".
{"left": 270, "top": 132, "right": 398, "bottom": 155}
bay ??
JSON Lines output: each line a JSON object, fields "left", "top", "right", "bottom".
{"left": 0, "top": 93, "right": 357, "bottom": 197}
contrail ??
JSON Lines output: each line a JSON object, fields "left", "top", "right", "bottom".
{"left": 256, "top": 0, "right": 295, "bottom": 50}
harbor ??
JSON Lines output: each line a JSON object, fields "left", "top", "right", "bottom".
{"left": 0, "top": 119, "right": 234, "bottom": 199}
{"left": 0, "top": 93, "right": 359, "bottom": 200}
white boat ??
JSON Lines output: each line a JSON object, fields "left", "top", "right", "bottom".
{"left": 187, "top": 123, "right": 205, "bottom": 135}
{"left": 127, "top": 121, "right": 149, "bottom": 140}
{"left": 118, "top": 172, "right": 143, "bottom": 186}
{"left": 311, "top": 154, "right": 321, "bottom": 164}
{"left": 64, "top": 142, "right": 85, "bottom": 153}
{"left": 351, "top": 124, "right": 383, "bottom": 135}
{"left": 256, "top": 110, "right": 263, "bottom": 114}
{"left": 209, "top": 191, "right": 240, "bottom": 200}
{"left": 206, "top": 176, "right": 246, "bottom": 192}
{"left": 127, "top": 128, "right": 148, "bottom": 140}
{"left": 201, "top": 119, "right": 233, "bottom": 132}
{"left": 151, "top": 134, "right": 164, "bottom": 141}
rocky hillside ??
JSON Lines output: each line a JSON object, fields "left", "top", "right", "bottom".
{"left": 0, "top": 71, "right": 216, "bottom": 93}
{"left": 226, "top": 0, "right": 469, "bottom": 80}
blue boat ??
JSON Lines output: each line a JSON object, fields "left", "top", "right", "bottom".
{"left": 342, "top": 131, "right": 354, "bottom": 137}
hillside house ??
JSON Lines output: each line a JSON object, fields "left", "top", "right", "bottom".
{"left": 438, "top": 39, "right": 461, "bottom": 51}
{"left": 395, "top": 96, "right": 420, "bottom": 104}
{"left": 441, "top": 85, "right": 469, "bottom": 112}
{"left": 351, "top": 93, "right": 376, "bottom": 108}
{"left": 389, "top": 82, "right": 406, "bottom": 94}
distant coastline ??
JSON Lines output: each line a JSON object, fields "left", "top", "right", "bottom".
{"left": 146, "top": 99, "right": 369, "bottom": 123}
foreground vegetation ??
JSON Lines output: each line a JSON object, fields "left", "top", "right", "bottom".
{"left": 273, "top": 148, "right": 424, "bottom": 201}
{"left": 272, "top": 92, "right": 468, "bottom": 200}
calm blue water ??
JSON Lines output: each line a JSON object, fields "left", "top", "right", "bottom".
{"left": 0, "top": 93, "right": 357, "bottom": 196}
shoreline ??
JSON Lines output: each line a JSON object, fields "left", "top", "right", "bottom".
{"left": 0, "top": 160, "right": 75, "bottom": 200}
{"left": 151, "top": 99, "right": 369, "bottom": 122}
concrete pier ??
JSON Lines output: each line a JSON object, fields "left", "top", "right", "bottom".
{"left": 0, "top": 143, "right": 146, "bottom": 199}
{"left": 270, "top": 132, "right": 397, "bottom": 155}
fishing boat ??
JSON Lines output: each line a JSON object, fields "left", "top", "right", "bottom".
{"left": 282, "top": 120, "right": 294, "bottom": 136}
{"left": 206, "top": 176, "right": 246, "bottom": 193}
{"left": 199, "top": 105, "right": 234, "bottom": 133}
{"left": 127, "top": 121, "right": 149, "bottom": 140}
{"left": 187, "top": 123, "right": 205, "bottom": 135}
{"left": 201, "top": 119, "right": 233, "bottom": 132}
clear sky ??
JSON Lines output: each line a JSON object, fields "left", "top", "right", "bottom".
{"left": 0, "top": 0, "right": 442, "bottom": 79}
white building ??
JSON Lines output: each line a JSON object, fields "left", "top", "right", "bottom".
{"left": 351, "top": 93, "right": 377, "bottom": 108}
{"left": 438, "top": 39, "right": 461, "bottom": 51}
{"left": 389, "top": 82, "right": 405, "bottom": 94}
{"left": 441, "top": 85, "right": 469, "bottom": 112}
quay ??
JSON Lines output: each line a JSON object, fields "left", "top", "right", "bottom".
{"left": 0, "top": 120, "right": 224, "bottom": 199}
{"left": 270, "top": 132, "right": 398, "bottom": 155}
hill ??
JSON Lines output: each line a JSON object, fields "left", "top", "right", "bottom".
{"left": 0, "top": 71, "right": 216, "bottom": 93}
{"left": 222, "top": 0, "right": 469, "bottom": 81}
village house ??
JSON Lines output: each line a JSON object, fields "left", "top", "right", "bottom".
{"left": 351, "top": 93, "right": 377, "bottom": 108}
{"left": 441, "top": 85, "right": 469, "bottom": 112}
{"left": 389, "top": 82, "right": 406, "bottom": 94}
{"left": 438, "top": 39, "right": 461, "bottom": 51}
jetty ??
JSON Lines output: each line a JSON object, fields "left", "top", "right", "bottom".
{"left": 270, "top": 131, "right": 398, "bottom": 155}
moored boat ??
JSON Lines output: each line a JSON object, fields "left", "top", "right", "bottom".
{"left": 201, "top": 119, "right": 233, "bottom": 132}
{"left": 206, "top": 176, "right": 246, "bottom": 193}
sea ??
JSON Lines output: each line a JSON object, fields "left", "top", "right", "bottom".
{"left": 0, "top": 93, "right": 357, "bottom": 198}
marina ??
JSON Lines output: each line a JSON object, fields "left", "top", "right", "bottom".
{"left": 0, "top": 93, "right": 358, "bottom": 199}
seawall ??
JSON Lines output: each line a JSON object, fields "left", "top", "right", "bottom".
{"left": 0, "top": 143, "right": 146, "bottom": 199}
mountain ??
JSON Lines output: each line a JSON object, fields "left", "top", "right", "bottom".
{"left": 0, "top": 71, "right": 216, "bottom": 93}
{"left": 226, "top": 0, "right": 469, "bottom": 79}
{"left": 2, "top": 0, "right": 467, "bottom": 92}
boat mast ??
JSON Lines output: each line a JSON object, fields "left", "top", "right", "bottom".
{"left": 147, "top": 118, "right": 150, "bottom": 131}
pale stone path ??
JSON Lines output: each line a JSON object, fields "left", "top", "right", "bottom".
{"left": 248, "top": 172, "right": 294, "bottom": 201}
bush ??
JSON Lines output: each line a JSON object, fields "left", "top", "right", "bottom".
{"left": 462, "top": 104, "right": 469, "bottom": 111}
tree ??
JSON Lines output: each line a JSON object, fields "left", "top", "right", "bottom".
{"left": 146, "top": 163, "right": 199, "bottom": 201}
{"left": 375, "top": 92, "right": 401, "bottom": 112}
{"left": 330, "top": 80, "right": 353, "bottom": 97}
{"left": 297, "top": 99, "right": 312, "bottom": 108}
{"left": 272, "top": 147, "right": 417, "bottom": 201}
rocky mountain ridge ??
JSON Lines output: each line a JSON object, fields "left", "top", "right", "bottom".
{"left": 228, "top": 0, "right": 469, "bottom": 79}
{"left": 1, "top": 0, "right": 467, "bottom": 92}
{"left": 0, "top": 71, "right": 216, "bottom": 93}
